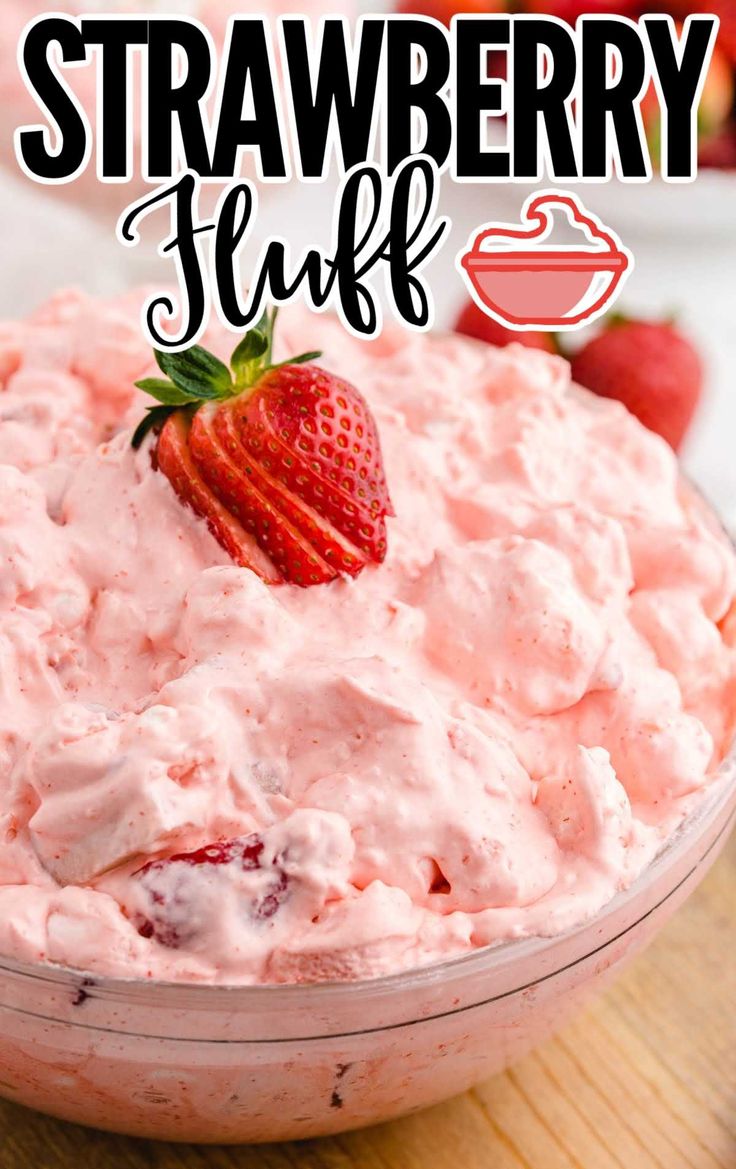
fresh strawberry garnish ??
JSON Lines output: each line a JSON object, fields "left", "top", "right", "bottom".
{"left": 230, "top": 363, "right": 391, "bottom": 565}
{"left": 133, "top": 310, "right": 393, "bottom": 587}
{"left": 455, "top": 299, "right": 557, "bottom": 353}
{"left": 188, "top": 406, "right": 340, "bottom": 585}
{"left": 570, "top": 317, "right": 704, "bottom": 452}
{"left": 156, "top": 411, "right": 281, "bottom": 583}
{"left": 133, "top": 834, "right": 288, "bottom": 949}
{"left": 207, "top": 407, "right": 367, "bottom": 577}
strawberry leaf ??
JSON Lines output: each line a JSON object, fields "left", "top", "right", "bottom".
{"left": 131, "top": 405, "right": 176, "bottom": 449}
{"left": 132, "top": 307, "right": 324, "bottom": 451}
{"left": 134, "top": 377, "right": 198, "bottom": 405}
{"left": 230, "top": 308, "right": 278, "bottom": 387}
{"left": 155, "top": 346, "right": 233, "bottom": 401}
{"left": 269, "top": 351, "right": 322, "bottom": 371}
{"left": 231, "top": 328, "right": 269, "bottom": 381}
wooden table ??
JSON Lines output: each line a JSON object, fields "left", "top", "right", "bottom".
{"left": 1, "top": 833, "right": 733, "bottom": 1169}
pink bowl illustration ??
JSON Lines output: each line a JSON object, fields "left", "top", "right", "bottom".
{"left": 459, "top": 192, "right": 631, "bottom": 330}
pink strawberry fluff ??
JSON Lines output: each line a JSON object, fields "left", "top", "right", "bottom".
{"left": 0, "top": 287, "right": 734, "bottom": 985}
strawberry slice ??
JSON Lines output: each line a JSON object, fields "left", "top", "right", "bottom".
{"left": 211, "top": 406, "right": 368, "bottom": 577}
{"left": 189, "top": 406, "right": 340, "bottom": 586}
{"left": 230, "top": 363, "right": 392, "bottom": 564}
{"left": 132, "top": 310, "right": 393, "bottom": 587}
{"left": 156, "top": 412, "right": 281, "bottom": 583}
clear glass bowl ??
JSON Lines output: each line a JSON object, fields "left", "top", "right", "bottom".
{"left": 0, "top": 750, "right": 733, "bottom": 1144}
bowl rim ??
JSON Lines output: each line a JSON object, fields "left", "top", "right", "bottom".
{"left": 0, "top": 743, "right": 733, "bottom": 1016}
{"left": 462, "top": 252, "right": 627, "bottom": 272}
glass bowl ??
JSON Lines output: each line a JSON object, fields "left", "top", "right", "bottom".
{"left": 0, "top": 749, "right": 733, "bottom": 1144}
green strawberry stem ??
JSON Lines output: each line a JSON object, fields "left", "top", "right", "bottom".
{"left": 132, "top": 308, "right": 321, "bottom": 449}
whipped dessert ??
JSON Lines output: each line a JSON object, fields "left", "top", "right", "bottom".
{"left": 0, "top": 288, "right": 734, "bottom": 986}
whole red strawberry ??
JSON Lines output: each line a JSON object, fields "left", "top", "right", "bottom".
{"left": 570, "top": 318, "right": 704, "bottom": 452}
{"left": 455, "top": 299, "right": 557, "bottom": 353}
{"left": 133, "top": 310, "right": 393, "bottom": 587}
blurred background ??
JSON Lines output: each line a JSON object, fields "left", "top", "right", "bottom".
{"left": 0, "top": 0, "right": 734, "bottom": 524}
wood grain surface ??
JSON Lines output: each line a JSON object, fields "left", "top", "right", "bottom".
{"left": 0, "top": 832, "right": 733, "bottom": 1169}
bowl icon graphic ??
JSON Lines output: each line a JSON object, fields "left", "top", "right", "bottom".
{"left": 458, "top": 191, "right": 632, "bottom": 331}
